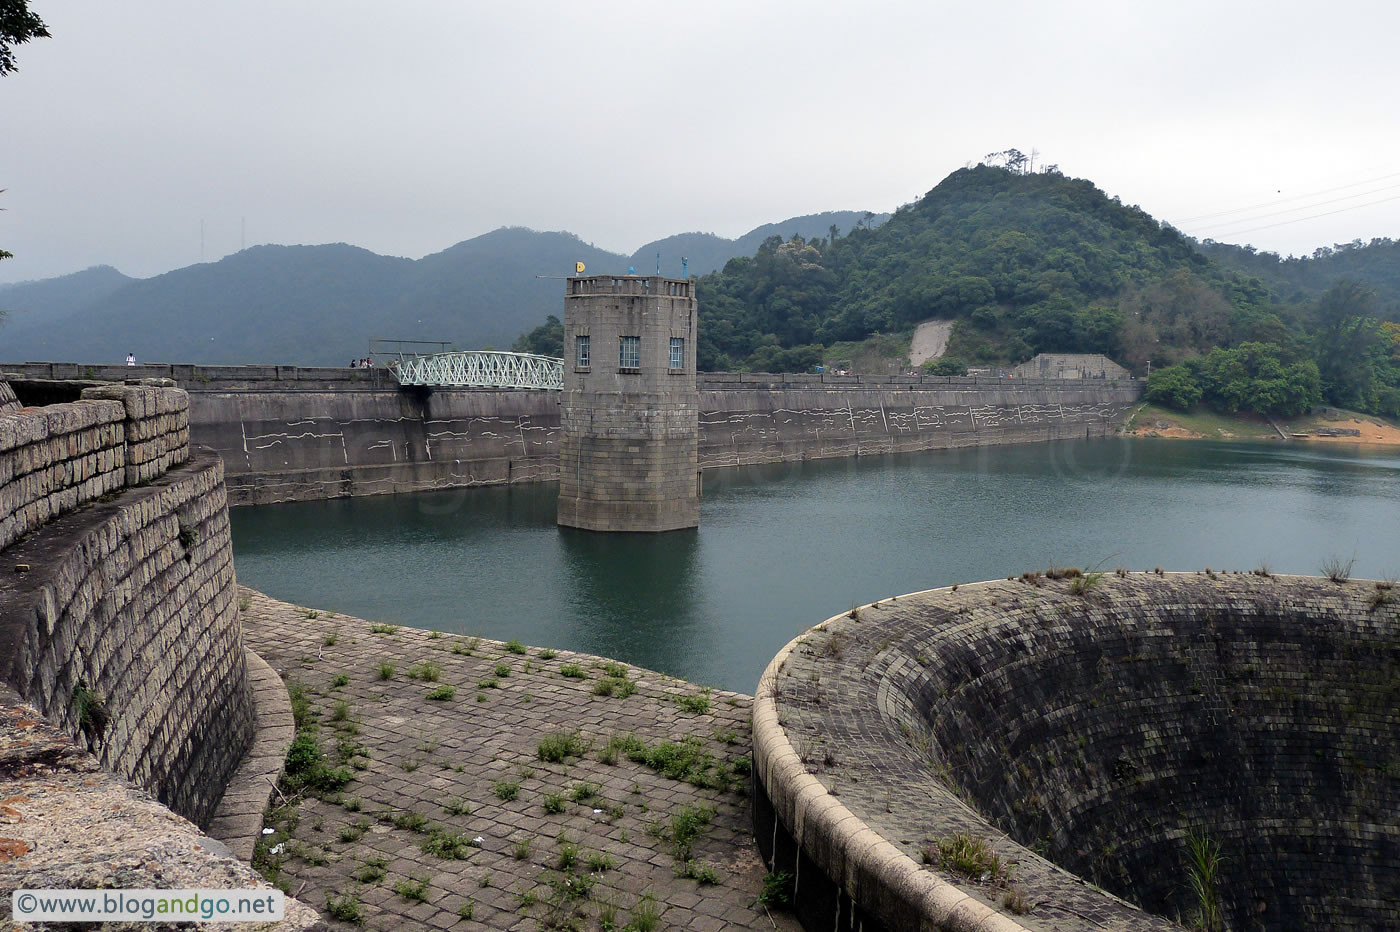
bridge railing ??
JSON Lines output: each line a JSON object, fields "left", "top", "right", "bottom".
{"left": 390, "top": 351, "right": 564, "bottom": 391}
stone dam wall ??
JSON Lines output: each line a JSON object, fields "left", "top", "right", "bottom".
{"left": 753, "top": 573, "right": 1400, "bottom": 931}
{"left": 0, "top": 379, "right": 253, "bottom": 827}
{"left": 1, "top": 365, "right": 1141, "bottom": 504}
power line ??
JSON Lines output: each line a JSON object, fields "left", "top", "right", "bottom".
{"left": 1174, "top": 170, "right": 1400, "bottom": 224}
{"left": 1185, "top": 183, "right": 1400, "bottom": 235}
{"left": 1193, "top": 192, "right": 1400, "bottom": 241}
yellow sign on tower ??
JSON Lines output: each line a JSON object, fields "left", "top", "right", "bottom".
{"left": 575, "top": 261, "right": 586, "bottom": 274}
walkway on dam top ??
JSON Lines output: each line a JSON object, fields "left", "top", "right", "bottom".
{"left": 239, "top": 588, "right": 798, "bottom": 931}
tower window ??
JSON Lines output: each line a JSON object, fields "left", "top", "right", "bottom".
{"left": 619, "top": 336, "right": 640, "bottom": 369}
{"left": 669, "top": 337, "right": 685, "bottom": 369}
{"left": 576, "top": 335, "right": 590, "bottom": 368}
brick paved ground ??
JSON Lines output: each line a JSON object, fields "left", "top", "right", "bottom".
{"left": 239, "top": 587, "right": 798, "bottom": 931}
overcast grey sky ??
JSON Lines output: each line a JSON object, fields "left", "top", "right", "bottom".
{"left": 3, "top": 0, "right": 1398, "bottom": 285}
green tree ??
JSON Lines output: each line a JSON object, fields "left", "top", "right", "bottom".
{"left": 1311, "top": 280, "right": 1380, "bottom": 409}
{"left": 922, "top": 356, "right": 968, "bottom": 376}
{"left": 1, "top": 0, "right": 49, "bottom": 75}
{"left": 511, "top": 314, "right": 563, "bottom": 357}
{"left": 1195, "top": 343, "right": 1319, "bottom": 416}
{"left": 1144, "top": 365, "right": 1202, "bottom": 410}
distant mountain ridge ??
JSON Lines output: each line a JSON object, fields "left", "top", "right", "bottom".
{"left": 0, "top": 211, "right": 886, "bottom": 366}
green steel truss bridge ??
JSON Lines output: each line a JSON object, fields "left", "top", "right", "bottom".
{"left": 390, "top": 350, "right": 564, "bottom": 391}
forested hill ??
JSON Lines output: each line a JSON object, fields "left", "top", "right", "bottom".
{"left": 628, "top": 210, "right": 887, "bottom": 280}
{"left": 695, "top": 165, "right": 1400, "bottom": 420}
{"left": 694, "top": 165, "right": 1273, "bottom": 371}
{"left": 0, "top": 213, "right": 881, "bottom": 366}
{"left": 1200, "top": 238, "right": 1400, "bottom": 308}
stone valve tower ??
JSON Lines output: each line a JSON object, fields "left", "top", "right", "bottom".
{"left": 556, "top": 274, "right": 699, "bottom": 532}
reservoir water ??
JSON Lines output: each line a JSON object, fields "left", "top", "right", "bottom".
{"left": 230, "top": 438, "right": 1400, "bottom": 693}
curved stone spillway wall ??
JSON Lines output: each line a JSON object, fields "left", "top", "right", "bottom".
{"left": 0, "top": 381, "right": 253, "bottom": 826}
{"left": 753, "top": 573, "right": 1399, "bottom": 931}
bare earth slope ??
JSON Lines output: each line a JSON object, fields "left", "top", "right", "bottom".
{"left": 909, "top": 319, "right": 953, "bottom": 367}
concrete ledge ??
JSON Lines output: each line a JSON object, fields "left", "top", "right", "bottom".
{"left": 207, "top": 649, "right": 296, "bottom": 862}
{"left": 753, "top": 633, "right": 1035, "bottom": 932}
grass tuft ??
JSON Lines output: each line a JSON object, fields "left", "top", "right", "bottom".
{"left": 393, "top": 875, "right": 430, "bottom": 902}
{"left": 537, "top": 730, "right": 589, "bottom": 762}
{"left": 924, "top": 832, "right": 1008, "bottom": 883}
{"left": 674, "top": 688, "right": 712, "bottom": 714}
{"left": 1321, "top": 554, "right": 1355, "bottom": 583}
{"left": 325, "top": 891, "right": 364, "bottom": 923}
{"left": 408, "top": 661, "right": 442, "bottom": 682}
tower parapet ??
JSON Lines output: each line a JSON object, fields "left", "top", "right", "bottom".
{"left": 556, "top": 275, "right": 699, "bottom": 532}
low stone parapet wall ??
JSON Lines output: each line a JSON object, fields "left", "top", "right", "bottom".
{"left": 0, "top": 380, "right": 191, "bottom": 551}
{"left": 0, "top": 397, "right": 127, "bottom": 551}
{"left": 81, "top": 382, "right": 191, "bottom": 485}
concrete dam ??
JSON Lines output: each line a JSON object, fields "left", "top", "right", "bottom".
{"left": 7, "top": 364, "right": 1395, "bottom": 930}
{"left": 1, "top": 363, "right": 1145, "bottom": 505}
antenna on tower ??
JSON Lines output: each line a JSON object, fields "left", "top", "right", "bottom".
{"left": 681, "top": 256, "right": 688, "bottom": 279}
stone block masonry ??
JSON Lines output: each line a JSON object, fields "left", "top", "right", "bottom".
{"left": 81, "top": 381, "right": 192, "bottom": 485}
{"left": 557, "top": 275, "right": 700, "bottom": 532}
{"left": 0, "top": 396, "right": 127, "bottom": 552}
{"left": 236, "top": 586, "right": 799, "bottom": 932}
{"left": 754, "top": 573, "right": 1400, "bottom": 931}
{"left": 0, "top": 380, "right": 250, "bottom": 828}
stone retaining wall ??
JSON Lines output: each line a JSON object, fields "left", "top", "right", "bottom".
{"left": 753, "top": 573, "right": 1399, "bottom": 931}
{"left": 0, "top": 381, "right": 251, "bottom": 827}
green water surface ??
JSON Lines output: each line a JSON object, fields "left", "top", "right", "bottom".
{"left": 229, "top": 438, "right": 1400, "bottom": 692}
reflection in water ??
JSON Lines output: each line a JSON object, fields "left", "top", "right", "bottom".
{"left": 231, "top": 439, "right": 1400, "bottom": 692}
{"left": 558, "top": 528, "right": 700, "bottom": 674}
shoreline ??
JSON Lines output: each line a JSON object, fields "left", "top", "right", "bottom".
{"left": 1122, "top": 402, "right": 1400, "bottom": 448}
